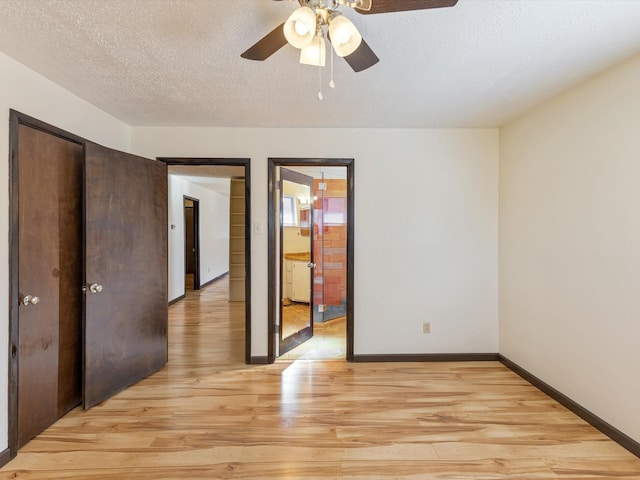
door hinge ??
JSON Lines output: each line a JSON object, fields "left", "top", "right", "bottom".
{"left": 275, "top": 180, "right": 281, "bottom": 190}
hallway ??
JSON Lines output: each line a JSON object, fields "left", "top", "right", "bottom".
{"left": 1, "top": 278, "right": 639, "bottom": 478}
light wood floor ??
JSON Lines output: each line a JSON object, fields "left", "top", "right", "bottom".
{"left": 282, "top": 302, "right": 312, "bottom": 339}
{"left": 281, "top": 303, "right": 347, "bottom": 360}
{"left": 280, "top": 314, "right": 346, "bottom": 361}
{"left": 2, "top": 277, "right": 640, "bottom": 479}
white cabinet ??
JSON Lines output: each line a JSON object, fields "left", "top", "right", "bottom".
{"left": 285, "top": 259, "right": 311, "bottom": 303}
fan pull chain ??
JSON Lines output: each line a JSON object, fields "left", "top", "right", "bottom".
{"left": 317, "top": 35, "right": 324, "bottom": 101}
{"left": 329, "top": 43, "right": 335, "bottom": 89}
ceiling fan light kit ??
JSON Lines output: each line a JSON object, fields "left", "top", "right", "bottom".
{"left": 242, "top": 0, "right": 459, "bottom": 97}
{"left": 284, "top": 5, "right": 361, "bottom": 66}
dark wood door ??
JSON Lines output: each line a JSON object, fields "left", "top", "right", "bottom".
{"left": 184, "top": 197, "right": 200, "bottom": 290}
{"left": 185, "top": 206, "right": 195, "bottom": 274}
{"left": 279, "top": 168, "right": 314, "bottom": 356}
{"left": 83, "top": 142, "right": 168, "bottom": 409}
{"left": 17, "top": 125, "right": 83, "bottom": 448}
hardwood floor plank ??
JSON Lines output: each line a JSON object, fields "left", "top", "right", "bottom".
{"left": 341, "top": 459, "right": 557, "bottom": 479}
{"left": 233, "top": 462, "right": 342, "bottom": 480}
{"left": 2, "top": 277, "right": 639, "bottom": 479}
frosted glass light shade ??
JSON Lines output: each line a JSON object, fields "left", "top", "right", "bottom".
{"left": 328, "top": 14, "right": 362, "bottom": 57}
{"left": 299, "top": 35, "right": 326, "bottom": 66}
{"left": 284, "top": 6, "right": 316, "bottom": 49}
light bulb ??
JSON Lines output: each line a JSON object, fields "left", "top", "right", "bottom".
{"left": 333, "top": 26, "right": 352, "bottom": 45}
{"left": 294, "top": 21, "right": 309, "bottom": 36}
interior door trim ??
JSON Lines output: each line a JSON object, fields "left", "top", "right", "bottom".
{"left": 157, "top": 157, "right": 252, "bottom": 365}
{"left": 8, "top": 110, "right": 85, "bottom": 461}
{"left": 267, "top": 158, "right": 355, "bottom": 363}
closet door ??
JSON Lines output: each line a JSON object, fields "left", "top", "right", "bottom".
{"left": 16, "top": 125, "right": 83, "bottom": 448}
{"left": 83, "top": 142, "right": 168, "bottom": 409}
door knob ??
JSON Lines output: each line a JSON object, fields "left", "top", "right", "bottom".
{"left": 83, "top": 283, "right": 103, "bottom": 294}
{"left": 21, "top": 295, "right": 40, "bottom": 306}
{"left": 307, "top": 262, "right": 316, "bottom": 269}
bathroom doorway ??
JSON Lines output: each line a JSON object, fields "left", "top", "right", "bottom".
{"left": 268, "top": 158, "right": 354, "bottom": 362}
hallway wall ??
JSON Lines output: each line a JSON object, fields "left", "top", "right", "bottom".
{"left": 167, "top": 175, "right": 230, "bottom": 302}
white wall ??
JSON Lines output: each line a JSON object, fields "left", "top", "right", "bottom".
{"left": 167, "top": 175, "right": 230, "bottom": 301}
{"left": 132, "top": 127, "right": 500, "bottom": 358}
{"left": 0, "top": 52, "right": 131, "bottom": 451}
{"left": 500, "top": 53, "right": 640, "bottom": 442}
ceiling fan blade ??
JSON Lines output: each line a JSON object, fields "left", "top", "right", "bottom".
{"left": 356, "top": 0, "right": 458, "bottom": 15}
{"left": 343, "top": 38, "right": 379, "bottom": 72}
{"left": 241, "top": 23, "right": 287, "bottom": 61}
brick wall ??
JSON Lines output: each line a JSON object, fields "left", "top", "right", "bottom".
{"left": 312, "top": 179, "right": 347, "bottom": 307}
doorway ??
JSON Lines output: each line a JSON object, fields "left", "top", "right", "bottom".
{"left": 159, "top": 158, "right": 253, "bottom": 364}
{"left": 183, "top": 196, "right": 200, "bottom": 290}
{"left": 268, "top": 158, "right": 355, "bottom": 363}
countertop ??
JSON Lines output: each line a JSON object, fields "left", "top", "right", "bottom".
{"left": 284, "top": 252, "right": 310, "bottom": 262}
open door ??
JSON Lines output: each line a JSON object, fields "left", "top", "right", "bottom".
{"left": 279, "top": 167, "right": 314, "bottom": 355}
{"left": 83, "top": 142, "right": 168, "bottom": 409}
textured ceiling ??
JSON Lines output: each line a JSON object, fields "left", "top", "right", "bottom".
{"left": 1, "top": 0, "right": 639, "bottom": 128}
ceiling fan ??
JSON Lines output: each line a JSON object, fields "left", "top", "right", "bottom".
{"left": 241, "top": 0, "right": 459, "bottom": 73}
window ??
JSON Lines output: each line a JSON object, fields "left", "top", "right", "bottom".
{"left": 282, "top": 195, "right": 298, "bottom": 226}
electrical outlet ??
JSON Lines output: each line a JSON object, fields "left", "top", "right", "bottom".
{"left": 318, "top": 304, "right": 326, "bottom": 313}
{"left": 423, "top": 322, "right": 431, "bottom": 334}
